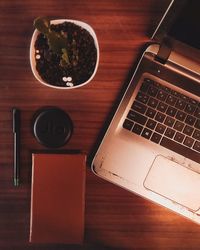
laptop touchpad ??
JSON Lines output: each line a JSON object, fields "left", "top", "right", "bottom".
{"left": 144, "top": 155, "right": 200, "bottom": 212}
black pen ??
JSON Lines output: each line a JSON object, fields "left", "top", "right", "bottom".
{"left": 13, "top": 108, "right": 20, "bottom": 187}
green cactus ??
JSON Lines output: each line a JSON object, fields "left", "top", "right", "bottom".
{"left": 34, "top": 17, "right": 70, "bottom": 65}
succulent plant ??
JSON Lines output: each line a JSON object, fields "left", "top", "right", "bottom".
{"left": 34, "top": 17, "right": 70, "bottom": 66}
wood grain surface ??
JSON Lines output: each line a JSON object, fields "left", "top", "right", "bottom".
{"left": 1, "top": 0, "right": 200, "bottom": 249}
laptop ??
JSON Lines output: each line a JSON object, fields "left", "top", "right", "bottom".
{"left": 90, "top": 0, "right": 200, "bottom": 224}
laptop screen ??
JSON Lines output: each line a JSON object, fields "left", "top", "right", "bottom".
{"left": 169, "top": 0, "right": 200, "bottom": 49}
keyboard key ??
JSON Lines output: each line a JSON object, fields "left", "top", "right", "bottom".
{"left": 189, "top": 98, "right": 198, "bottom": 106}
{"left": 183, "top": 136, "right": 194, "bottom": 148}
{"left": 131, "top": 101, "right": 147, "bottom": 114}
{"left": 166, "top": 95, "right": 177, "bottom": 105}
{"left": 185, "top": 103, "right": 196, "bottom": 114}
{"left": 183, "top": 125, "right": 194, "bottom": 136}
{"left": 180, "top": 94, "right": 189, "bottom": 102}
{"left": 157, "top": 102, "right": 168, "bottom": 112}
{"left": 155, "top": 123, "right": 166, "bottom": 134}
{"left": 192, "top": 129, "right": 200, "bottom": 140}
{"left": 155, "top": 112, "right": 166, "bottom": 123}
{"left": 143, "top": 78, "right": 154, "bottom": 86}
{"left": 160, "top": 137, "right": 200, "bottom": 164}
{"left": 132, "top": 123, "right": 143, "bottom": 135}
{"left": 166, "top": 106, "right": 177, "bottom": 117}
{"left": 174, "top": 132, "right": 185, "bottom": 143}
{"left": 164, "top": 116, "right": 175, "bottom": 127}
{"left": 127, "top": 111, "right": 147, "bottom": 125}
{"left": 193, "top": 141, "right": 200, "bottom": 152}
{"left": 157, "top": 89, "right": 168, "bottom": 101}
{"left": 162, "top": 86, "right": 171, "bottom": 93}
{"left": 148, "top": 85, "right": 158, "bottom": 97}
{"left": 123, "top": 119, "right": 134, "bottom": 130}
{"left": 146, "top": 108, "right": 156, "bottom": 119}
{"left": 194, "top": 108, "right": 200, "bottom": 119}
{"left": 175, "top": 99, "right": 186, "bottom": 110}
{"left": 173, "top": 121, "right": 184, "bottom": 132}
{"left": 127, "top": 110, "right": 135, "bottom": 120}
{"left": 185, "top": 115, "right": 196, "bottom": 126}
{"left": 164, "top": 128, "right": 175, "bottom": 138}
{"left": 171, "top": 89, "right": 180, "bottom": 97}
{"left": 141, "top": 128, "right": 152, "bottom": 139}
{"left": 146, "top": 119, "right": 157, "bottom": 130}
{"left": 175, "top": 110, "right": 187, "bottom": 121}
{"left": 140, "top": 80, "right": 150, "bottom": 93}
{"left": 151, "top": 132, "right": 162, "bottom": 144}
{"left": 136, "top": 92, "right": 149, "bottom": 104}
{"left": 194, "top": 119, "right": 200, "bottom": 129}
{"left": 148, "top": 97, "right": 158, "bottom": 108}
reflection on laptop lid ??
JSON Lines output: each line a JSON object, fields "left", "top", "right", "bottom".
{"left": 153, "top": 0, "right": 200, "bottom": 64}
{"left": 167, "top": 0, "right": 200, "bottom": 50}
{"left": 91, "top": 0, "right": 200, "bottom": 224}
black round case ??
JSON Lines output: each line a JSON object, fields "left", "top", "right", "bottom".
{"left": 33, "top": 107, "right": 73, "bottom": 148}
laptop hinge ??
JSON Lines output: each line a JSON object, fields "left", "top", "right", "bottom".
{"left": 155, "top": 39, "right": 172, "bottom": 64}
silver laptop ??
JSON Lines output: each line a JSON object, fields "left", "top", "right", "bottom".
{"left": 90, "top": 0, "right": 200, "bottom": 224}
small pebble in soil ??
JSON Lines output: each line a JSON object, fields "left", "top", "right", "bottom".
{"left": 67, "top": 77, "right": 72, "bottom": 81}
{"left": 62, "top": 77, "right": 68, "bottom": 82}
{"left": 66, "top": 82, "right": 74, "bottom": 87}
{"left": 62, "top": 76, "right": 72, "bottom": 82}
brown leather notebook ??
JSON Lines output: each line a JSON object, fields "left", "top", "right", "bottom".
{"left": 30, "top": 153, "right": 86, "bottom": 244}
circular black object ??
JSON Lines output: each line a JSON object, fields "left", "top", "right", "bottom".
{"left": 33, "top": 108, "right": 73, "bottom": 148}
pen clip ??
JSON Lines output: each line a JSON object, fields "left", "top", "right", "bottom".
{"left": 13, "top": 108, "right": 20, "bottom": 133}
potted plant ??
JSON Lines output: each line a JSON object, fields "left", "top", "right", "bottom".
{"left": 30, "top": 17, "right": 99, "bottom": 89}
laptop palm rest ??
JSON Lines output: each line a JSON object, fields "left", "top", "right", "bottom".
{"left": 144, "top": 155, "right": 200, "bottom": 212}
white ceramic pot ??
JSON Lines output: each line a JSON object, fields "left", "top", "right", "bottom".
{"left": 30, "top": 19, "right": 99, "bottom": 89}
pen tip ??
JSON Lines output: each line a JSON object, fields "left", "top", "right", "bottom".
{"left": 14, "top": 178, "right": 20, "bottom": 187}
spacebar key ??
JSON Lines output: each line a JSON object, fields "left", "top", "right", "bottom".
{"left": 160, "top": 137, "right": 200, "bottom": 164}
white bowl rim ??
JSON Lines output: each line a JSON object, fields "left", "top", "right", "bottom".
{"left": 30, "top": 19, "right": 99, "bottom": 89}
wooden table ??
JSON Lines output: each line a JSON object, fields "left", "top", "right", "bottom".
{"left": 1, "top": 0, "right": 200, "bottom": 249}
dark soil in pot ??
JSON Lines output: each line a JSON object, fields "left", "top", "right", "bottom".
{"left": 34, "top": 21, "right": 97, "bottom": 87}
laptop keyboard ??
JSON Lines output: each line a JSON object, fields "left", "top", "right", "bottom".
{"left": 123, "top": 78, "right": 200, "bottom": 164}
